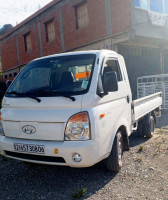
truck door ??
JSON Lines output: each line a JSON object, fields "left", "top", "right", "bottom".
{"left": 97, "top": 57, "right": 131, "bottom": 153}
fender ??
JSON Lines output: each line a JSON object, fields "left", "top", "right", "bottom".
{"left": 106, "top": 117, "right": 130, "bottom": 154}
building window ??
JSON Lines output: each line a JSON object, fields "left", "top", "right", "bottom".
{"left": 75, "top": 2, "right": 89, "bottom": 29}
{"left": 165, "top": 0, "right": 168, "bottom": 13}
{"left": 45, "top": 19, "right": 55, "bottom": 43}
{"left": 14, "top": 72, "right": 17, "bottom": 77}
{"left": 9, "top": 73, "right": 12, "bottom": 78}
{"left": 141, "top": 0, "right": 148, "bottom": 9}
{"left": 135, "top": 0, "right": 168, "bottom": 14}
{"left": 5, "top": 75, "right": 7, "bottom": 79}
{"left": 150, "top": 0, "right": 163, "bottom": 13}
{"left": 24, "top": 32, "right": 32, "bottom": 52}
{"left": 135, "top": 0, "right": 140, "bottom": 7}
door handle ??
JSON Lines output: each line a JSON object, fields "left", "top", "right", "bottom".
{"left": 127, "top": 95, "right": 130, "bottom": 103}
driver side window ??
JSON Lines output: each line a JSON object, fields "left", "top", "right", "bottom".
{"left": 103, "top": 59, "right": 123, "bottom": 82}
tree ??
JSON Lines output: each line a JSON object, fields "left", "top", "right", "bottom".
{"left": 0, "top": 24, "right": 13, "bottom": 36}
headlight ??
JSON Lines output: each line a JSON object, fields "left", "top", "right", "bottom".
{"left": 65, "top": 112, "right": 90, "bottom": 141}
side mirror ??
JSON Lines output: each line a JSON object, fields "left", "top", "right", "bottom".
{"left": 6, "top": 80, "right": 12, "bottom": 89}
{"left": 103, "top": 71, "right": 118, "bottom": 92}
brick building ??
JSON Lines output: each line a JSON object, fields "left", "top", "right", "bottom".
{"left": 0, "top": 0, "right": 168, "bottom": 98}
{"left": 0, "top": 52, "right": 2, "bottom": 81}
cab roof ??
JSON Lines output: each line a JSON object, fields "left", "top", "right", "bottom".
{"left": 33, "top": 50, "right": 118, "bottom": 61}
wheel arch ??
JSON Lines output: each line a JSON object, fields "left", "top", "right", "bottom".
{"left": 107, "top": 118, "right": 131, "bottom": 154}
{"left": 118, "top": 125, "right": 129, "bottom": 151}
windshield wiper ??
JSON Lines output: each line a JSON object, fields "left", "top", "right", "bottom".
{"left": 6, "top": 91, "right": 41, "bottom": 103}
{"left": 28, "top": 90, "right": 76, "bottom": 102}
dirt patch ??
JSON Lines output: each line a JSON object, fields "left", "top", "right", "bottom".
{"left": 88, "top": 128, "right": 168, "bottom": 200}
{"left": 0, "top": 129, "right": 168, "bottom": 200}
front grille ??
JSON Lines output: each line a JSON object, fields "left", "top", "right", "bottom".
{"left": 5, "top": 151, "right": 66, "bottom": 163}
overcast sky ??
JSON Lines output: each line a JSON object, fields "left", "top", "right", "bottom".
{"left": 0, "top": 0, "right": 52, "bottom": 28}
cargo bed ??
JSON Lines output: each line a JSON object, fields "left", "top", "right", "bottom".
{"left": 132, "top": 92, "right": 162, "bottom": 123}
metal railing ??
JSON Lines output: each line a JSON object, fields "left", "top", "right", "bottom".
{"left": 137, "top": 74, "right": 168, "bottom": 109}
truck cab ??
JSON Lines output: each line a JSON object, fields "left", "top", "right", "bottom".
{"left": 0, "top": 50, "right": 162, "bottom": 172}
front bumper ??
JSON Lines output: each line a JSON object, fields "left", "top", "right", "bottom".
{"left": 0, "top": 136, "right": 100, "bottom": 167}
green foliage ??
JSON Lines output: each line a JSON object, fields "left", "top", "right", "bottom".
{"left": 138, "top": 145, "right": 145, "bottom": 152}
{"left": 135, "top": 157, "right": 142, "bottom": 162}
{"left": 0, "top": 24, "right": 13, "bottom": 36}
{"left": 72, "top": 188, "right": 87, "bottom": 199}
{"left": 155, "top": 142, "right": 161, "bottom": 151}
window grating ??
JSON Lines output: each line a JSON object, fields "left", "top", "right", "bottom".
{"left": 45, "top": 20, "right": 55, "bottom": 43}
{"left": 75, "top": 2, "right": 89, "bottom": 29}
{"left": 24, "top": 32, "right": 32, "bottom": 52}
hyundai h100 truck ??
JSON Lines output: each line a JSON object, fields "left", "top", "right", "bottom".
{"left": 0, "top": 50, "right": 162, "bottom": 172}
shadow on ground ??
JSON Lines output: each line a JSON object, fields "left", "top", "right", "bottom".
{"left": 129, "top": 132, "right": 150, "bottom": 147}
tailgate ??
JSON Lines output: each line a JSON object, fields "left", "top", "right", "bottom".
{"left": 132, "top": 92, "right": 162, "bottom": 122}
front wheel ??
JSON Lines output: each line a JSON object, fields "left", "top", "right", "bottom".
{"left": 105, "top": 131, "right": 123, "bottom": 172}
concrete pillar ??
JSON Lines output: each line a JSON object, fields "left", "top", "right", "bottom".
{"left": 105, "top": 0, "right": 112, "bottom": 36}
{"left": 16, "top": 36, "right": 21, "bottom": 65}
{"left": 38, "top": 22, "right": 43, "bottom": 57}
{"left": 160, "top": 46, "right": 164, "bottom": 74}
{"left": 58, "top": 6, "right": 65, "bottom": 51}
{"left": 113, "top": 44, "right": 118, "bottom": 52}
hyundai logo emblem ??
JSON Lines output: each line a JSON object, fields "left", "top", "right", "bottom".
{"left": 22, "top": 125, "right": 36, "bottom": 134}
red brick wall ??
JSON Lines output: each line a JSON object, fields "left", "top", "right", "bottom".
{"left": 111, "top": 0, "right": 131, "bottom": 34}
{"left": 40, "top": 11, "right": 62, "bottom": 56}
{"left": 17, "top": 24, "right": 41, "bottom": 65}
{"left": 0, "top": 0, "right": 131, "bottom": 72}
{"left": 1, "top": 37, "right": 18, "bottom": 71}
{"left": 62, "top": 0, "right": 107, "bottom": 50}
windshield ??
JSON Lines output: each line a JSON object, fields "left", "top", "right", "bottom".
{"left": 6, "top": 54, "right": 96, "bottom": 97}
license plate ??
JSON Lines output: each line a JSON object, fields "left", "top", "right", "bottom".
{"left": 14, "top": 143, "right": 45, "bottom": 154}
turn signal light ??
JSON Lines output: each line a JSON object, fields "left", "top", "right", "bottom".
{"left": 100, "top": 113, "right": 105, "bottom": 118}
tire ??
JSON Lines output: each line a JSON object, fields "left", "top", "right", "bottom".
{"left": 145, "top": 115, "right": 155, "bottom": 138}
{"left": 137, "top": 114, "right": 155, "bottom": 138}
{"left": 105, "top": 131, "right": 123, "bottom": 172}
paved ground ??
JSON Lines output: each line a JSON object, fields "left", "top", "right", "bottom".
{"left": 0, "top": 129, "right": 168, "bottom": 200}
{"left": 156, "top": 110, "right": 168, "bottom": 128}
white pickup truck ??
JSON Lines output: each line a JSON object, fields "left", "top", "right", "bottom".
{"left": 0, "top": 50, "right": 162, "bottom": 172}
